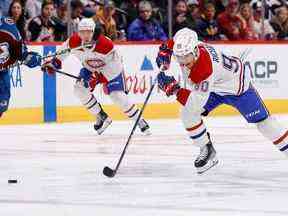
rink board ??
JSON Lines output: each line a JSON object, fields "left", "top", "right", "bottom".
{"left": 1, "top": 43, "right": 288, "bottom": 124}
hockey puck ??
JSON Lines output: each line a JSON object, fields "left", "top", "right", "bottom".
{"left": 8, "top": 179, "right": 17, "bottom": 184}
{"left": 103, "top": 166, "right": 115, "bottom": 177}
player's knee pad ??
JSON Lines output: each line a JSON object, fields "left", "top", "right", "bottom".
{"left": 73, "top": 81, "right": 90, "bottom": 101}
{"left": 181, "top": 106, "right": 209, "bottom": 147}
{"left": 74, "top": 82, "right": 102, "bottom": 115}
{"left": 109, "top": 91, "right": 130, "bottom": 110}
{"left": 180, "top": 96, "right": 204, "bottom": 128}
{"left": 109, "top": 91, "right": 140, "bottom": 119}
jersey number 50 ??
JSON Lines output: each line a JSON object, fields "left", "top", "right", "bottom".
{"left": 194, "top": 81, "right": 209, "bottom": 92}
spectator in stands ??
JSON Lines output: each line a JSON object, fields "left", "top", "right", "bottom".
{"left": 51, "top": 2, "right": 68, "bottom": 41}
{"left": 25, "top": 0, "right": 42, "bottom": 19}
{"left": 187, "top": 0, "right": 201, "bottom": 20}
{"left": 8, "top": 0, "right": 26, "bottom": 40}
{"left": 173, "top": 0, "right": 191, "bottom": 34}
{"left": 0, "top": 0, "right": 12, "bottom": 16}
{"left": 94, "top": 0, "right": 118, "bottom": 40}
{"left": 27, "top": 0, "right": 56, "bottom": 41}
{"left": 217, "top": 0, "right": 248, "bottom": 40}
{"left": 251, "top": 1, "right": 275, "bottom": 39}
{"left": 120, "top": 0, "right": 140, "bottom": 26}
{"left": 239, "top": 3, "right": 258, "bottom": 39}
{"left": 270, "top": 6, "right": 288, "bottom": 39}
{"left": 127, "top": 0, "right": 167, "bottom": 41}
{"left": 70, "top": 0, "right": 84, "bottom": 34}
{"left": 195, "top": 2, "right": 224, "bottom": 41}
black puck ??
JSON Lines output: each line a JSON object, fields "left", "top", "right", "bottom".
{"left": 8, "top": 179, "right": 17, "bottom": 184}
{"left": 103, "top": 166, "right": 115, "bottom": 177}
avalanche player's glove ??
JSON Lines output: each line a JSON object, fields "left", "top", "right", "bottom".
{"left": 157, "top": 72, "right": 180, "bottom": 96}
{"left": 156, "top": 42, "right": 173, "bottom": 70}
{"left": 41, "top": 58, "right": 62, "bottom": 75}
{"left": 22, "top": 51, "right": 42, "bottom": 68}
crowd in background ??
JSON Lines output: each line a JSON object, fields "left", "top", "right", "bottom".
{"left": 1, "top": 0, "right": 288, "bottom": 42}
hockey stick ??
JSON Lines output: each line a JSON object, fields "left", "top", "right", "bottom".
{"left": 5, "top": 42, "right": 95, "bottom": 71}
{"left": 103, "top": 76, "right": 158, "bottom": 178}
{"left": 54, "top": 69, "right": 80, "bottom": 80}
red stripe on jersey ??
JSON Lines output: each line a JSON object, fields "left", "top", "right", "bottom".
{"left": 186, "top": 120, "right": 203, "bottom": 131}
{"left": 188, "top": 46, "right": 213, "bottom": 84}
{"left": 274, "top": 131, "right": 288, "bottom": 145}
{"left": 94, "top": 35, "right": 114, "bottom": 54}
{"left": 68, "top": 33, "right": 82, "bottom": 49}
{"left": 176, "top": 88, "right": 191, "bottom": 106}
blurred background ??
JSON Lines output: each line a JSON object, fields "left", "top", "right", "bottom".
{"left": 2, "top": 0, "right": 288, "bottom": 42}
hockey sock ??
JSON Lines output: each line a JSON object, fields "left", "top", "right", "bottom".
{"left": 256, "top": 116, "right": 288, "bottom": 156}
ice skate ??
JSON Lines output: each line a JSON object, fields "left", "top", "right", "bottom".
{"left": 138, "top": 119, "right": 151, "bottom": 135}
{"left": 194, "top": 142, "right": 218, "bottom": 174}
{"left": 94, "top": 110, "right": 112, "bottom": 135}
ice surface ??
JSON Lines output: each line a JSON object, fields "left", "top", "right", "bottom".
{"left": 0, "top": 116, "right": 287, "bottom": 216}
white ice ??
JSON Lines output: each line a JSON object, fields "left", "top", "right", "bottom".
{"left": 0, "top": 115, "right": 287, "bottom": 216}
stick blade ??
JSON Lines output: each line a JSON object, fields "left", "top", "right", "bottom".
{"left": 103, "top": 166, "right": 115, "bottom": 177}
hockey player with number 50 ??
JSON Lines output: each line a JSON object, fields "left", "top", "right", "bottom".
{"left": 41, "top": 18, "right": 150, "bottom": 135}
{"left": 156, "top": 28, "right": 288, "bottom": 174}
{"left": 0, "top": 16, "right": 41, "bottom": 118}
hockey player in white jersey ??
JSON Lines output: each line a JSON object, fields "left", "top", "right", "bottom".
{"left": 41, "top": 18, "right": 150, "bottom": 135}
{"left": 156, "top": 28, "right": 288, "bottom": 174}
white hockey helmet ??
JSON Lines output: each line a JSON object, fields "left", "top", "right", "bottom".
{"left": 78, "top": 18, "right": 96, "bottom": 32}
{"left": 173, "top": 28, "right": 199, "bottom": 60}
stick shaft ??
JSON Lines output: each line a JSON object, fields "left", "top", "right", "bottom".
{"left": 113, "top": 78, "right": 157, "bottom": 174}
{"left": 7, "top": 43, "right": 94, "bottom": 70}
{"left": 54, "top": 70, "right": 79, "bottom": 80}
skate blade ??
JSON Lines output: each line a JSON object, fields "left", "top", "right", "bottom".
{"left": 196, "top": 157, "right": 219, "bottom": 174}
{"left": 96, "top": 118, "right": 112, "bottom": 135}
{"left": 142, "top": 128, "right": 152, "bottom": 136}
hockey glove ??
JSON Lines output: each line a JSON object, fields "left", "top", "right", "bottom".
{"left": 157, "top": 72, "right": 180, "bottom": 96}
{"left": 23, "top": 51, "right": 42, "bottom": 68}
{"left": 156, "top": 42, "right": 173, "bottom": 70}
{"left": 78, "top": 68, "right": 101, "bottom": 91}
{"left": 41, "top": 58, "right": 62, "bottom": 75}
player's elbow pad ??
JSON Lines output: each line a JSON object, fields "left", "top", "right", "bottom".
{"left": 176, "top": 88, "right": 191, "bottom": 106}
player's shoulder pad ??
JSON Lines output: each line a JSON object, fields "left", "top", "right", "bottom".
{"left": 93, "top": 34, "right": 114, "bottom": 54}
{"left": 189, "top": 45, "right": 213, "bottom": 84}
{"left": 0, "top": 16, "right": 21, "bottom": 41}
{"left": 68, "top": 33, "right": 82, "bottom": 49}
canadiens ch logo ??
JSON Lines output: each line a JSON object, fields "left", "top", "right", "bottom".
{"left": 86, "top": 59, "right": 106, "bottom": 69}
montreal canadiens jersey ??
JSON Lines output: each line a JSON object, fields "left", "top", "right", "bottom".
{"left": 58, "top": 33, "right": 123, "bottom": 81}
{"left": 0, "top": 16, "right": 24, "bottom": 71}
{"left": 178, "top": 43, "right": 251, "bottom": 108}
